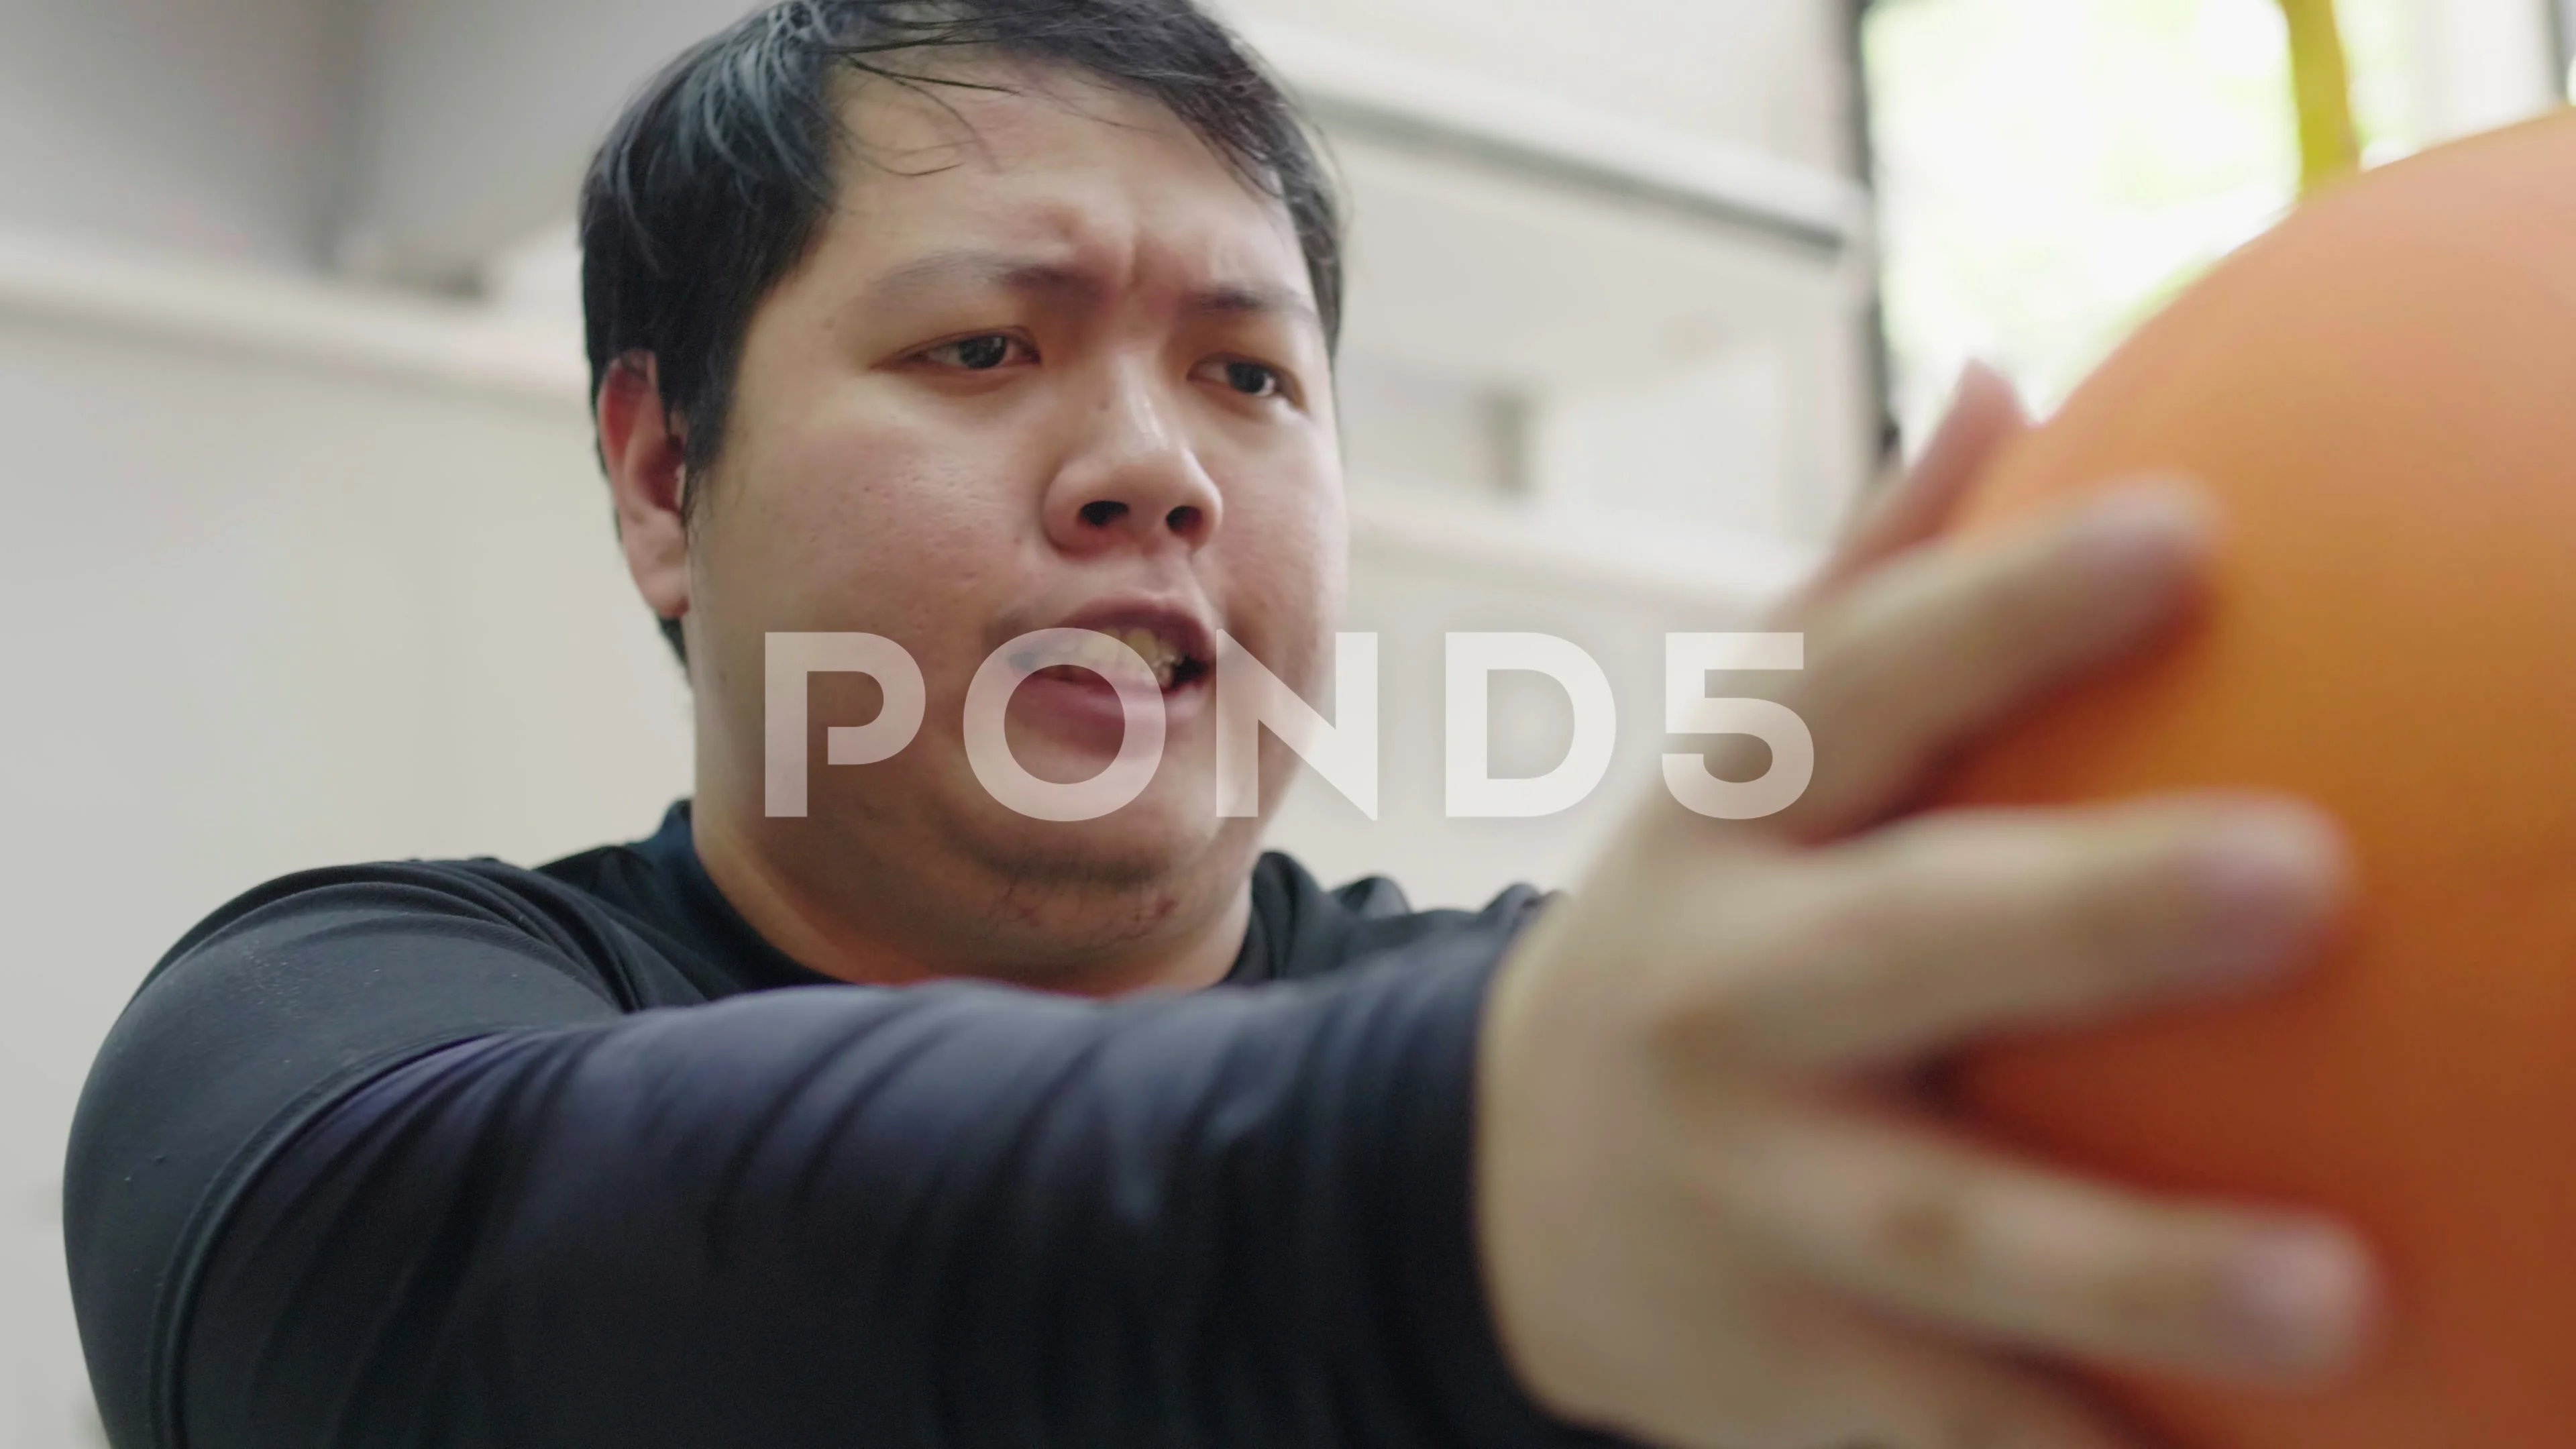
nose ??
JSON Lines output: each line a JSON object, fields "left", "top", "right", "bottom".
{"left": 1042, "top": 366, "right": 1222, "bottom": 558}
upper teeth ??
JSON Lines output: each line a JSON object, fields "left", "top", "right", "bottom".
{"left": 1116, "top": 629, "right": 1183, "bottom": 676}
{"left": 1034, "top": 629, "right": 1185, "bottom": 688}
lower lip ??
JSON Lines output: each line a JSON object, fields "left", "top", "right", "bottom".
{"left": 1011, "top": 667, "right": 1209, "bottom": 748}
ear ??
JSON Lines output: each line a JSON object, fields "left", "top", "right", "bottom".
{"left": 597, "top": 354, "right": 693, "bottom": 630}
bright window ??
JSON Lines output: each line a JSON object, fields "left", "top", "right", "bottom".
{"left": 1862, "top": 0, "right": 2424, "bottom": 431}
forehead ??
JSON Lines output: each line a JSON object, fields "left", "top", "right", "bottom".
{"left": 817, "top": 58, "right": 1309, "bottom": 291}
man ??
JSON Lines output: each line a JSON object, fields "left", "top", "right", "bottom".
{"left": 64, "top": 3, "right": 2376, "bottom": 1446}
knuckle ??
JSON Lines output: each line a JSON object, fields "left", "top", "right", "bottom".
{"left": 1931, "top": 1400, "right": 2096, "bottom": 1449}
{"left": 1841, "top": 826, "right": 2011, "bottom": 958}
{"left": 1870, "top": 1159, "right": 1985, "bottom": 1285}
{"left": 1955, "top": 551, "right": 2061, "bottom": 659}
{"left": 2059, "top": 824, "right": 2234, "bottom": 989}
{"left": 2061, "top": 1210, "right": 2235, "bottom": 1356}
{"left": 1650, "top": 947, "right": 1807, "bottom": 1073}
{"left": 1917, "top": 1361, "right": 2129, "bottom": 1449}
{"left": 1839, "top": 824, "right": 1989, "bottom": 937}
{"left": 1904, "top": 533, "right": 2070, "bottom": 680}
{"left": 1936, "top": 1411, "right": 2012, "bottom": 1449}
{"left": 1801, "top": 624, "right": 1928, "bottom": 747}
{"left": 1879, "top": 1183, "right": 1974, "bottom": 1279}
{"left": 1794, "top": 582, "right": 1929, "bottom": 718}
{"left": 1649, "top": 875, "right": 1858, "bottom": 1064}
{"left": 2016, "top": 821, "right": 2200, "bottom": 994}
{"left": 2047, "top": 868, "right": 2169, "bottom": 991}
{"left": 1809, "top": 527, "right": 2088, "bottom": 719}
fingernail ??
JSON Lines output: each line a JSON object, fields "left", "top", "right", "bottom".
{"left": 1953, "top": 357, "right": 2017, "bottom": 408}
{"left": 2063, "top": 483, "right": 2217, "bottom": 577}
{"left": 2187, "top": 807, "right": 2348, "bottom": 985}
{"left": 2223, "top": 1226, "right": 2376, "bottom": 1375}
{"left": 1948, "top": 358, "right": 1998, "bottom": 403}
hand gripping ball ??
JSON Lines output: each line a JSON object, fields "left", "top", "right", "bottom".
{"left": 1939, "top": 109, "right": 2576, "bottom": 1447}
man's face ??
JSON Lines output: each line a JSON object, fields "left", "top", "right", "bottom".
{"left": 682, "top": 60, "right": 1343, "bottom": 963}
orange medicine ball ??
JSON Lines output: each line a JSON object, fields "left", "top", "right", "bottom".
{"left": 1937, "top": 110, "right": 2576, "bottom": 1446}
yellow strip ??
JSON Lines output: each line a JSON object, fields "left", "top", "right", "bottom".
{"left": 2276, "top": 0, "right": 2363, "bottom": 193}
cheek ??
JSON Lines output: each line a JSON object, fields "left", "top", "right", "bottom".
{"left": 716, "top": 400, "right": 1034, "bottom": 653}
{"left": 1219, "top": 480, "right": 1345, "bottom": 689}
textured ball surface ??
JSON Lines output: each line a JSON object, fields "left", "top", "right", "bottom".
{"left": 1941, "top": 109, "right": 2576, "bottom": 1446}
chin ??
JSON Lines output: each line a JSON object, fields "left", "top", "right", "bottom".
{"left": 957, "top": 778, "right": 1242, "bottom": 896}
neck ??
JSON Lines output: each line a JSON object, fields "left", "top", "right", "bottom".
{"left": 688, "top": 794, "right": 1252, "bottom": 998}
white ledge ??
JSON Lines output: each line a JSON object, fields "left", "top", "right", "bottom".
{"left": 1240, "top": 19, "right": 1871, "bottom": 260}
{"left": 0, "top": 222, "right": 1824, "bottom": 611}
{"left": 1348, "top": 484, "right": 1821, "bottom": 614}
{"left": 0, "top": 225, "right": 588, "bottom": 405}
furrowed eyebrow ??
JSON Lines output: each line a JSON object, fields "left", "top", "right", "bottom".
{"left": 1189, "top": 282, "right": 1322, "bottom": 333}
{"left": 866, "top": 250, "right": 1099, "bottom": 307}
{"left": 866, "top": 249, "right": 1320, "bottom": 334}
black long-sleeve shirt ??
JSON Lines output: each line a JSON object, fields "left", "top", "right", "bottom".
{"left": 65, "top": 802, "right": 1625, "bottom": 1449}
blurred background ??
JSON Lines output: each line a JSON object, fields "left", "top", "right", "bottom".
{"left": 0, "top": 0, "right": 2567, "bottom": 1441}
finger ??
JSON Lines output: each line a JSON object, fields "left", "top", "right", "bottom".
{"left": 1712, "top": 1290, "right": 2153, "bottom": 1449}
{"left": 1803, "top": 361, "right": 2033, "bottom": 604}
{"left": 1694, "top": 798, "right": 2350, "bottom": 1073}
{"left": 1750, "top": 479, "right": 2218, "bottom": 844}
{"left": 1726, "top": 1099, "right": 2381, "bottom": 1385}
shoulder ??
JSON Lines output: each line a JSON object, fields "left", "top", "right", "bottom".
{"left": 140, "top": 856, "right": 665, "bottom": 1010}
{"left": 1249, "top": 852, "right": 1552, "bottom": 983}
{"left": 82, "top": 855, "right": 661, "bottom": 1208}
{"left": 67, "top": 855, "right": 666, "bottom": 1449}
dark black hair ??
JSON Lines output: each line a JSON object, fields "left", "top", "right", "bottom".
{"left": 579, "top": 0, "right": 1344, "bottom": 661}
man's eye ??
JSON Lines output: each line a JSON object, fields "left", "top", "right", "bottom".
{"left": 922, "top": 335, "right": 1027, "bottom": 371}
{"left": 1219, "top": 360, "right": 1283, "bottom": 398}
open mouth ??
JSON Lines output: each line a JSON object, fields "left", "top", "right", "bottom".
{"left": 1018, "top": 627, "right": 1212, "bottom": 694}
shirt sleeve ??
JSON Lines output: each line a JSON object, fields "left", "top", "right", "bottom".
{"left": 63, "top": 868, "right": 1628, "bottom": 1449}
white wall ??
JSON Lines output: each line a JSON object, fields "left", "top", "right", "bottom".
{"left": 2411, "top": 0, "right": 2563, "bottom": 138}
{"left": 342, "top": 0, "right": 765, "bottom": 280}
{"left": 1276, "top": 527, "right": 1798, "bottom": 909}
{"left": 339, "top": 0, "right": 1860, "bottom": 280}
{"left": 1317, "top": 127, "right": 1876, "bottom": 548}
{"left": 0, "top": 252, "right": 693, "bottom": 1448}
{"left": 0, "top": 0, "right": 349, "bottom": 267}
{"left": 1215, "top": 0, "right": 1859, "bottom": 170}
